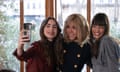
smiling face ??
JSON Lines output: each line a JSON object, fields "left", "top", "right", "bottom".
{"left": 92, "top": 25, "right": 105, "bottom": 40}
{"left": 65, "top": 22, "right": 77, "bottom": 41}
{"left": 90, "top": 13, "right": 110, "bottom": 41}
{"left": 43, "top": 19, "right": 58, "bottom": 41}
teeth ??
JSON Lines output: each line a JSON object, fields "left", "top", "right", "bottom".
{"left": 94, "top": 33, "right": 99, "bottom": 35}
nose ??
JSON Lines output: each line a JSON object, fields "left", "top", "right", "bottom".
{"left": 94, "top": 26, "right": 101, "bottom": 32}
{"left": 49, "top": 26, "right": 55, "bottom": 32}
{"left": 95, "top": 28, "right": 99, "bottom": 32}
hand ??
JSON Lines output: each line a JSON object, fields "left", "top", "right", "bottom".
{"left": 18, "top": 30, "right": 30, "bottom": 49}
{"left": 17, "top": 30, "right": 30, "bottom": 56}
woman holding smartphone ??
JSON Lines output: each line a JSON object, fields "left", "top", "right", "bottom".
{"left": 13, "top": 17, "right": 63, "bottom": 72}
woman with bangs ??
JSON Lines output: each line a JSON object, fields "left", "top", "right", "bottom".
{"left": 89, "top": 13, "right": 120, "bottom": 72}
{"left": 57, "top": 14, "right": 91, "bottom": 72}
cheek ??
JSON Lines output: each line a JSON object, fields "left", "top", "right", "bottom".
{"left": 74, "top": 30, "right": 77, "bottom": 34}
{"left": 91, "top": 28, "right": 95, "bottom": 33}
{"left": 100, "top": 29, "right": 105, "bottom": 35}
{"left": 54, "top": 29, "right": 58, "bottom": 35}
{"left": 66, "top": 28, "right": 69, "bottom": 33}
{"left": 43, "top": 28, "right": 47, "bottom": 35}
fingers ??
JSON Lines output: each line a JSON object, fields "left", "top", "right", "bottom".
{"left": 18, "top": 30, "right": 30, "bottom": 45}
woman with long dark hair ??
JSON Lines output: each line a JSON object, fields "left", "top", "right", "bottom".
{"left": 89, "top": 13, "right": 120, "bottom": 72}
{"left": 13, "top": 17, "right": 63, "bottom": 72}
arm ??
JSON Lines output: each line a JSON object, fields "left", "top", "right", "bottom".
{"left": 17, "top": 30, "right": 30, "bottom": 56}
{"left": 13, "top": 44, "right": 37, "bottom": 61}
{"left": 13, "top": 30, "right": 35, "bottom": 61}
{"left": 101, "top": 36, "right": 119, "bottom": 72}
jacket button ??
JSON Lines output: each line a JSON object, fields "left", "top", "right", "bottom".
{"left": 59, "top": 70, "right": 62, "bottom": 72}
{"left": 77, "top": 54, "right": 80, "bottom": 58}
{"left": 74, "top": 64, "right": 78, "bottom": 68}
{"left": 63, "top": 49, "right": 67, "bottom": 53}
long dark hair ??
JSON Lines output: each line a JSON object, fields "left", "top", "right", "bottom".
{"left": 89, "top": 13, "right": 110, "bottom": 58}
{"left": 40, "top": 17, "right": 63, "bottom": 65}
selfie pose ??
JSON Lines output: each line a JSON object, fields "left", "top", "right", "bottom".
{"left": 13, "top": 17, "right": 63, "bottom": 72}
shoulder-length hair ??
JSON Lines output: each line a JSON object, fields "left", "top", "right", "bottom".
{"left": 90, "top": 13, "right": 110, "bottom": 40}
{"left": 89, "top": 13, "right": 110, "bottom": 58}
{"left": 40, "top": 17, "right": 63, "bottom": 65}
{"left": 63, "top": 14, "right": 89, "bottom": 46}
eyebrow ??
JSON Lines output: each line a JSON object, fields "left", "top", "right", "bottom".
{"left": 47, "top": 23, "right": 57, "bottom": 26}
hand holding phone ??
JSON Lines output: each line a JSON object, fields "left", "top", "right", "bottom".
{"left": 23, "top": 23, "right": 32, "bottom": 42}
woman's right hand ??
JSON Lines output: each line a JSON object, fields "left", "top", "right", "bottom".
{"left": 17, "top": 30, "right": 30, "bottom": 56}
{"left": 18, "top": 30, "right": 30, "bottom": 47}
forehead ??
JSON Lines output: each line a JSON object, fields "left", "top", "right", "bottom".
{"left": 67, "top": 21, "right": 75, "bottom": 25}
{"left": 47, "top": 19, "right": 56, "bottom": 24}
{"left": 67, "top": 21, "right": 76, "bottom": 26}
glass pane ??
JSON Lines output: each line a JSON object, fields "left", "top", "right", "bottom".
{"left": 0, "top": 0, "right": 45, "bottom": 72}
{"left": 91, "top": 0, "right": 120, "bottom": 39}
{"left": 0, "top": 0, "right": 20, "bottom": 71}
{"left": 57, "top": 0, "right": 87, "bottom": 29}
{"left": 24, "top": 0, "right": 45, "bottom": 42}
{"left": 23, "top": 0, "right": 45, "bottom": 71}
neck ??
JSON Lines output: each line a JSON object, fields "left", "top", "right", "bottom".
{"left": 48, "top": 39, "right": 53, "bottom": 42}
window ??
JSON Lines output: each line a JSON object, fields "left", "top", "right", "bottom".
{"left": 91, "top": 0, "right": 120, "bottom": 39}
{"left": 57, "top": 0, "right": 87, "bottom": 29}
{"left": 0, "top": 0, "right": 45, "bottom": 72}
{"left": 0, "top": 0, "right": 20, "bottom": 71}
{"left": 57, "top": 0, "right": 120, "bottom": 39}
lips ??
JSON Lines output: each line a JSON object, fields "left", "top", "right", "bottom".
{"left": 67, "top": 33, "right": 76, "bottom": 40}
{"left": 93, "top": 32, "right": 103, "bottom": 40}
{"left": 93, "top": 32, "right": 100, "bottom": 36}
{"left": 48, "top": 31, "right": 55, "bottom": 35}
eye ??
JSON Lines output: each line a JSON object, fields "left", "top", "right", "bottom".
{"left": 46, "top": 24, "right": 50, "bottom": 28}
{"left": 92, "top": 25, "right": 96, "bottom": 27}
{"left": 66, "top": 25, "right": 70, "bottom": 28}
{"left": 53, "top": 25, "right": 57, "bottom": 28}
{"left": 72, "top": 26, "right": 76, "bottom": 29}
{"left": 99, "top": 26, "right": 104, "bottom": 29}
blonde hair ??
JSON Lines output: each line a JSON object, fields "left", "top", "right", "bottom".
{"left": 63, "top": 14, "right": 89, "bottom": 47}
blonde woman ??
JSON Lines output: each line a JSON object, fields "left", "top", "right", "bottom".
{"left": 57, "top": 14, "right": 91, "bottom": 72}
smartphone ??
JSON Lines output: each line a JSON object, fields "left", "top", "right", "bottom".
{"left": 23, "top": 23, "right": 32, "bottom": 42}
